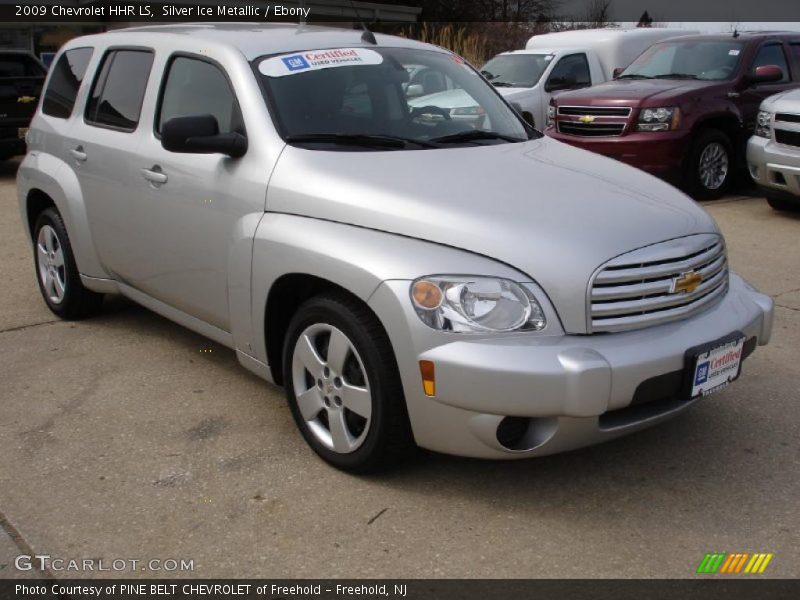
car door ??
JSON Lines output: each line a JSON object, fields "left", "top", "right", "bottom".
{"left": 69, "top": 48, "right": 154, "bottom": 279}
{"left": 740, "top": 41, "right": 797, "bottom": 133}
{"left": 129, "top": 53, "right": 263, "bottom": 332}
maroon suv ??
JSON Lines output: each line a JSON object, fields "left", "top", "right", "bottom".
{"left": 547, "top": 32, "right": 800, "bottom": 198}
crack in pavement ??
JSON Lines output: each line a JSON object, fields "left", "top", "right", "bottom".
{"left": 0, "top": 508, "right": 56, "bottom": 579}
{"left": 0, "top": 320, "right": 59, "bottom": 335}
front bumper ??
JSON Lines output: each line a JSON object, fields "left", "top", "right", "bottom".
{"left": 546, "top": 127, "right": 688, "bottom": 181}
{"left": 747, "top": 135, "right": 800, "bottom": 199}
{"left": 369, "top": 273, "right": 773, "bottom": 459}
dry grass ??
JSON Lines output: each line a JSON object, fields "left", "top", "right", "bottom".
{"left": 401, "top": 23, "right": 490, "bottom": 66}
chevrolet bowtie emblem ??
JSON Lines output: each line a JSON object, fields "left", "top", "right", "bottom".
{"left": 672, "top": 271, "right": 703, "bottom": 294}
{"left": 17, "top": 96, "right": 37, "bottom": 104}
{"left": 578, "top": 115, "right": 595, "bottom": 123}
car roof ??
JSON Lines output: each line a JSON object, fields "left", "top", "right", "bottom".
{"left": 73, "top": 23, "right": 446, "bottom": 61}
{"left": 657, "top": 31, "right": 800, "bottom": 44}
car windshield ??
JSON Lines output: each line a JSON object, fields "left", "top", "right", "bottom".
{"left": 620, "top": 40, "right": 744, "bottom": 81}
{"left": 255, "top": 47, "right": 531, "bottom": 150}
{"left": 480, "top": 53, "right": 552, "bottom": 87}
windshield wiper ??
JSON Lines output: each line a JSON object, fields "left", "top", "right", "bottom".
{"left": 431, "top": 130, "right": 526, "bottom": 144}
{"left": 491, "top": 81, "right": 515, "bottom": 87}
{"left": 653, "top": 73, "right": 699, "bottom": 79}
{"left": 617, "top": 74, "right": 653, "bottom": 79}
{"left": 284, "top": 133, "right": 438, "bottom": 149}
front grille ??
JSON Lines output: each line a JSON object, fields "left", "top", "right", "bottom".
{"left": 556, "top": 105, "right": 630, "bottom": 137}
{"left": 558, "top": 106, "right": 632, "bottom": 117}
{"left": 775, "top": 113, "right": 800, "bottom": 124}
{"left": 775, "top": 129, "right": 800, "bottom": 148}
{"left": 558, "top": 122, "right": 625, "bottom": 136}
{"left": 589, "top": 234, "right": 728, "bottom": 333}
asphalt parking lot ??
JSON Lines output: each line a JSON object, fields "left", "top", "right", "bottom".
{"left": 0, "top": 157, "right": 798, "bottom": 579}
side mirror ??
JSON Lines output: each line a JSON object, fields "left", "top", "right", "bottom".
{"left": 545, "top": 76, "right": 576, "bottom": 93}
{"left": 161, "top": 114, "right": 247, "bottom": 158}
{"left": 405, "top": 83, "right": 424, "bottom": 98}
{"left": 511, "top": 102, "right": 535, "bottom": 127}
{"left": 750, "top": 64, "right": 783, "bottom": 85}
{"left": 612, "top": 67, "right": 624, "bottom": 79}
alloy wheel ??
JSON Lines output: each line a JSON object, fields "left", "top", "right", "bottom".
{"left": 291, "top": 323, "right": 372, "bottom": 454}
{"left": 698, "top": 142, "right": 729, "bottom": 191}
{"left": 36, "top": 224, "right": 66, "bottom": 304}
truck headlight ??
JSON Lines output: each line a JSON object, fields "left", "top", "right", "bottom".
{"left": 547, "top": 103, "right": 556, "bottom": 127}
{"left": 636, "top": 107, "right": 680, "bottom": 132}
{"left": 755, "top": 110, "right": 772, "bottom": 138}
{"left": 410, "top": 276, "right": 546, "bottom": 333}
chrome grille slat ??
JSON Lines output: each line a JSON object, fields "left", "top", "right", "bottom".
{"left": 594, "top": 242, "right": 723, "bottom": 284}
{"left": 558, "top": 105, "right": 632, "bottom": 117}
{"left": 589, "top": 235, "right": 728, "bottom": 333}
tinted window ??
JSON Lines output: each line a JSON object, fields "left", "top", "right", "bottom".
{"left": 157, "top": 56, "right": 241, "bottom": 134}
{"left": 751, "top": 44, "right": 790, "bottom": 82}
{"left": 0, "top": 53, "right": 45, "bottom": 78}
{"left": 42, "top": 48, "right": 93, "bottom": 119}
{"left": 791, "top": 43, "right": 800, "bottom": 65}
{"left": 622, "top": 41, "right": 744, "bottom": 81}
{"left": 548, "top": 54, "right": 591, "bottom": 88}
{"left": 86, "top": 50, "right": 154, "bottom": 130}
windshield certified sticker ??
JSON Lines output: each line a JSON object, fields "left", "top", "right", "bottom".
{"left": 259, "top": 48, "right": 383, "bottom": 77}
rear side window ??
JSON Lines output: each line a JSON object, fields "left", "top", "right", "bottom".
{"left": 548, "top": 54, "right": 591, "bottom": 88}
{"left": 790, "top": 43, "right": 800, "bottom": 66}
{"left": 751, "top": 44, "right": 790, "bottom": 82}
{"left": 42, "top": 48, "right": 94, "bottom": 119}
{"left": 0, "top": 54, "right": 45, "bottom": 78}
{"left": 86, "top": 49, "right": 154, "bottom": 131}
{"left": 157, "top": 56, "right": 242, "bottom": 134}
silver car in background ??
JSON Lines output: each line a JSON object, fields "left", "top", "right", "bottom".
{"left": 18, "top": 24, "right": 773, "bottom": 472}
{"left": 748, "top": 88, "right": 800, "bottom": 211}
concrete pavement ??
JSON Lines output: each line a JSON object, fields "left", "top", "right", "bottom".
{"left": 1, "top": 159, "right": 798, "bottom": 578}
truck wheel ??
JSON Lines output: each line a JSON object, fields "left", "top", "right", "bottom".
{"left": 33, "top": 208, "right": 104, "bottom": 319}
{"left": 766, "top": 195, "right": 799, "bottom": 212}
{"left": 282, "top": 293, "right": 414, "bottom": 473}
{"left": 686, "top": 129, "right": 733, "bottom": 200}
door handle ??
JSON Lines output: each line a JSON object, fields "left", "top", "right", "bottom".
{"left": 70, "top": 146, "right": 87, "bottom": 162}
{"left": 142, "top": 166, "right": 168, "bottom": 185}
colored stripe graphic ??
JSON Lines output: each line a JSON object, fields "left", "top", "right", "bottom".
{"left": 698, "top": 552, "right": 773, "bottom": 574}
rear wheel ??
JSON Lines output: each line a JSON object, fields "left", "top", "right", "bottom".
{"left": 766, "top": 195, "right": 800, "bottom": 212}
{"left": 33, "top": 208, "right": 103, "bottom": 319}
{"left": 686, "top": 129, "right": 733, "bottom": 200}
{"left": 282, "top": 294, "right": 413, "bottom": 473}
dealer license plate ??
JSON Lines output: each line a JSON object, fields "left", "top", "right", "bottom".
{"left": 690, "top": 335, "right": 745, "bottom": 398}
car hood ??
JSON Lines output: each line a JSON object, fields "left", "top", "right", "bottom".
{"left": 268, "top": 137, "right": 719, "bottom": 333}
{"left": 495, "top": 86, "right": 534, "bottom": 100}
{"left": 554, "top": 78, "right": 723, "bottom": 107}
{"left": 408, "top": 89, "right": 475, "bottom": 109}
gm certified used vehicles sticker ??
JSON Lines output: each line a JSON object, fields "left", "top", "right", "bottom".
{"left": 259, "top": 48, "right": 384, "bottom": 77}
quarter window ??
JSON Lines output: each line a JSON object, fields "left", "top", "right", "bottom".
{"left": 157, "top": 56, "right": 242, "bottom": 134}
{"left": 86, "top": 49, "right": 154, "bottom": 131}
{"left": 42, "top": 47, "right": 93, "bottom": 119}
{"left": 751, "top": 44, "right": 790, "bottom": 82}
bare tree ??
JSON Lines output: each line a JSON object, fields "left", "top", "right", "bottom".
{"left": 583, "top": 0, "right": 612, "bottom": 27}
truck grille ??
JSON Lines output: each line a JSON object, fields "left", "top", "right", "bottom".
{"left": 775, "top": 129, "right": 800, "bottom": 148}
{"left": 775, "top": 113, "right": 800, "bottom": 124}
{"left": 589, "top": 235, "right": 728, "bottom": 333}
{"left": 556, "top": 105, "right": 631, "bottom": 137}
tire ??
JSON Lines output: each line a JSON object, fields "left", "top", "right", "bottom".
{"left": 32, "top": 208, "right": 104, "bottom": 319}
{"left": 766, "top": 195, "right": 800, "bottom": 212}
{"left": 282, "top": 293, "right": 414, "bottom": 473}
{"left": 685, "top": 129, "right": 733, "bottom": 200}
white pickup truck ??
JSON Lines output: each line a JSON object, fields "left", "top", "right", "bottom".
{"left": 480, "top": 28, "right": 698, "bottom": 128}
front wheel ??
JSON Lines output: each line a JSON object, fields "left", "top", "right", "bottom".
{"left": 282, "top": 294, "right": 413, "bottom": 473}
{"left": 686, "top": 129, "right": 733, "bottom": 200}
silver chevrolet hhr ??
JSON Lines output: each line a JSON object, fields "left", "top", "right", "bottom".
{"left": 18, "top": 24, "right": 774, "bottom": 472}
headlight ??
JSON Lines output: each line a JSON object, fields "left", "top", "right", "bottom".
{"left": 636, "top": 107, "right": 680, "bottom": 132}
{"left": 546, "top": 103, "right": 556, "bottom": 127}
{"left": 410, "top": 276, "right": 546, "bottom": 333}
{"left": 755, "top": 110, "right": 772, "bottom": 138}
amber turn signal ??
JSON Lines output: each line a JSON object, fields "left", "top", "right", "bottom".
{"left": 411, "top": 280, "right": 443, "bottom": 310}
{"left": 419, "top": 360, "right": 436, "bottom": 397}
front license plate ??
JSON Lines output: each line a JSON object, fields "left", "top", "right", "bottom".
{"left": 18, "top": 127, "right": 28, "bottom": 140}
{"left": 689, "top": 334, "right": 746, "bottom": 398}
